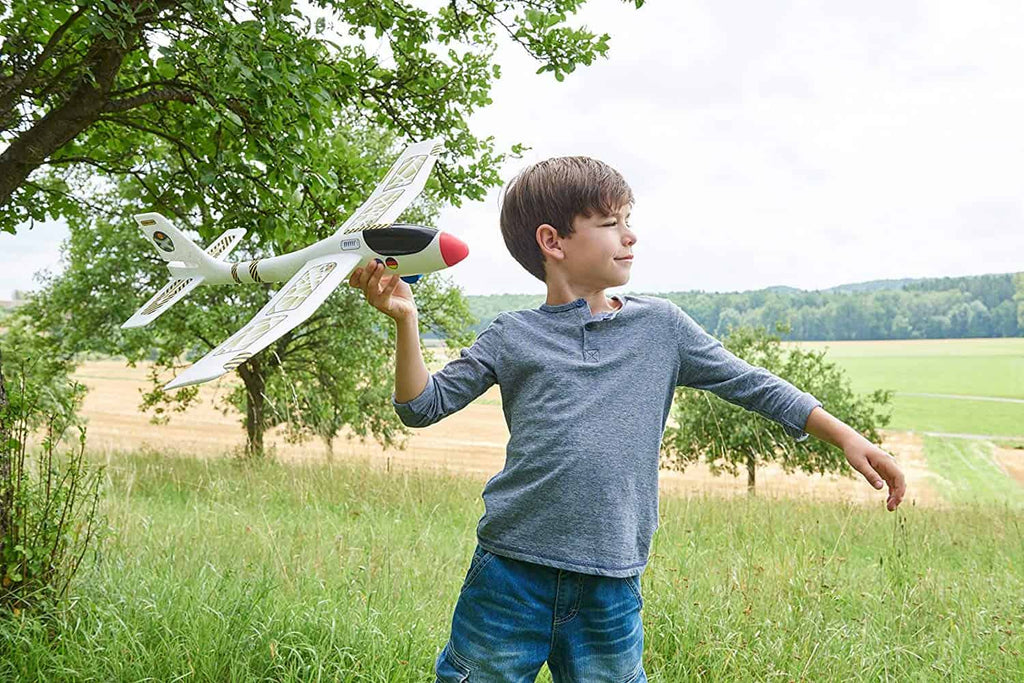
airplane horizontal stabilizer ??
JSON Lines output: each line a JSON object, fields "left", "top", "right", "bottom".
{"left": 121, "top": 275, "right": 206, "bottom": 329}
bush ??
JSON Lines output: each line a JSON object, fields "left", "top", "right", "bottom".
{"left": 1, "top": 317, "right": 104, "bottom": 615}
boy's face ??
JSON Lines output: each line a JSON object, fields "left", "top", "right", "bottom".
{"left": 554, "top": 204, "right": 636, "bottom": 288}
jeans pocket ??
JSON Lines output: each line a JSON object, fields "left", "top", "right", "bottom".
{"left": 435, "top": 639, "right": 472, "bottom": 682}
{"left": 625, "top": 573, "right": 644, "bottom": 611}
{"left": 459, "top": 545, "right": 495, "bottom": 594}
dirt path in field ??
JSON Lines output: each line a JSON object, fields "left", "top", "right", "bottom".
{"left": 993, "top": 446, "right": 1024, "bottom": 487}
{"left": 70, "top": 360, "right": 941, "bottom": 508}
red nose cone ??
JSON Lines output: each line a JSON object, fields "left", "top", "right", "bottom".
{"left": 439, "top": 232, "right": 469, "bottom": 267}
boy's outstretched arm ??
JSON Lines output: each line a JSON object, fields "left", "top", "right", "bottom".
{"left": 804, "top": 406, "right": 906, "bottom": 511}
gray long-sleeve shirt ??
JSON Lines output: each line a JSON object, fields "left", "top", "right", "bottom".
{"left": 392, "top": 294, "right": 822, "bottom": 577}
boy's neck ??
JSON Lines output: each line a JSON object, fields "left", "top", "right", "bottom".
{"left": 544, "top": 285, "right": 622, "bottom": 314}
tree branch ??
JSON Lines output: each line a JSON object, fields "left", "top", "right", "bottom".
{"left": 104, "top": 87, "right": 196, "bottom": 113}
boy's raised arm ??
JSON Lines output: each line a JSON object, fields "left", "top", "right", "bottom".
{"left": 394, "top": 312, "right": 429, "bottom": 403}
{"left": 349, "top": 260, "right": 502, "bottom": 428}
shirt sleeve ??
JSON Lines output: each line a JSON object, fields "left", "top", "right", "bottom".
{"left": 391, "top": 314, "right": 504, "bottom": 428}
{"left": 673, "top": 305, "right": 822, "bottom": 441}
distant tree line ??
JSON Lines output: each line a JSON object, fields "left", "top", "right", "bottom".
{"left": 458, "top": 272, "right": 1024, "bottom": 341}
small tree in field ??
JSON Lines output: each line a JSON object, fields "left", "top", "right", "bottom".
{"left": 661, "top": 323, "right": 893, "bottom": 493}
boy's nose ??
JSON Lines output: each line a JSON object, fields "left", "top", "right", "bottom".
{"left": 439, "top": 232, "right": 469, "bottom": 266}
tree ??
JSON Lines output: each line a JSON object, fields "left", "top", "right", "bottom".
{"left": 26, "top": 132, "right": 479, "bottom": 457}
{"left": 661, "top": 324, "right": 892, "bottom": 493}
{"left": 0, "top": 0, "right": 637, "bottom": 228}
{"left": 1, "top": 0, "right": 645, "bottom": 418}
{"left": 4, "top": 0, "right": 644, "bottom": 455}
{"left": 714, "top": 307, "right": 741, "bottom": 337}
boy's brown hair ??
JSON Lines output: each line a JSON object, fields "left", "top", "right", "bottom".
{"left": 499, "top": 156, "right": 634, "bottom": 283}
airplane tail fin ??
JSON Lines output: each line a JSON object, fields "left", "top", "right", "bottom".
{"left": 121, "top": 213, "right": 248, "bottom": 329}
{"left": 134, "top": 212, "right": 220, "bottom": 268}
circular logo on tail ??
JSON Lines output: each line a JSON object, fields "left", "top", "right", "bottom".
{"left": 153, "top": 231, "right": 175, "bottom": 253}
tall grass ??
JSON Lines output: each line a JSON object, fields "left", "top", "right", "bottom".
{"left": 1, "top": 448, "right": 1021, "bottom": 681}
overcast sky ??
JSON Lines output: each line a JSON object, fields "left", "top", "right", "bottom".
{"left": 2, "top": 0, "right": 1022, "bottom": 299}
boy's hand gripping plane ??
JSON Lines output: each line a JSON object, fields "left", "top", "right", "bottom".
{"left": 121, "top": 138, "right": 468, "bottom": 390}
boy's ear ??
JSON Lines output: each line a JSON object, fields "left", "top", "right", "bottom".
{"left": 536, "top": 223, "right": 565, "bottom": 262}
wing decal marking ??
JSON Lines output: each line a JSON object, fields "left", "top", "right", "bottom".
{"left": 215, "top": 314, "right": 288, "bottom": 356}
{"left": 206, "top": 233, "right": 234, "bottom": 258}
{"left": 248, "top": 260, "right": 263, "bottom": 283}
{"left": 142, "top": 278, "right": 194, "bottom": 315}
{"left": 223, "top": 352, "right": 252, "bottom": 371}
{"left": 269, "top": 261, "right": 337, "bottom": 314}
{"left": 342, "top": 188, "right": 405, "bottom": 235}
{"left": 382, "top": 154, "right": 427, "bottom": 192}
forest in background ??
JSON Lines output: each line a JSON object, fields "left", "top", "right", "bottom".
{"left": 457, "top": 271, "right": 1024, "bottom": 341}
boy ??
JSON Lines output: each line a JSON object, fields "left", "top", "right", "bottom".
{"left": 348, "top": 156, "right": 906, "bottom": 682}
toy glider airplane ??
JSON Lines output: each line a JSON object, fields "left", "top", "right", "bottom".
{"left": 121, "top": 138, "right": 468, "bottom": 390}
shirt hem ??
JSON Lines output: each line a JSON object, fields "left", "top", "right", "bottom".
{"left": 476, "top": 535, "right": 647, "bottom": 578}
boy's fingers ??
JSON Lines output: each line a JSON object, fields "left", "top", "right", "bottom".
{"left": 850, "top": 453, "right": 885, "bottom": 490}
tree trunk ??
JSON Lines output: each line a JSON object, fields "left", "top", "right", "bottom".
{"left": 238, "top": 359, "right": 266, "bottom": 459}
{"left": 746, "top": 451, "right": 756, "bottom": 494}
{"left": 0, "top": 40, "right": 130, "bottom": 209}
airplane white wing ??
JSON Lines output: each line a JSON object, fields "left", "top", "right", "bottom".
{"left": 164, "top": 252, "right": 361, "bottom": 390}
{"left": 331, "top": 137, "right": 444, "bottom": 237}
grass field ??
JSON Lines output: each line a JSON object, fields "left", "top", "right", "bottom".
{"left": 1, "top": 450, "right": 1022, "bottom": 681}
{"left": 2, "top": 338, "right": 1022, "bottom": 680}
{"left": 788, "top": 338, "right": 1024, "bottom": 438}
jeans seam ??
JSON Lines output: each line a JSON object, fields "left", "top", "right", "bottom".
{"left": 459, "top": 550, "right": 495, "bottom": 595}
{"left": 549, "top": 571, "right": 562, "bottom": 652}
{"left": 553, "top": 573, "right": 584, "bottom": 625}
{"left": 625, "top": 574, "right": 644, "bottom": 611}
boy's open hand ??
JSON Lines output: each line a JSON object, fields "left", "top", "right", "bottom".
{"left": 845, "top": 439, "right": 906, "bottom": 511}
{"left": 348, "top": 260, "right": 417, "bottom": 322}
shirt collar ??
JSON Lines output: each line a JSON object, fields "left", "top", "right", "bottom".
{"left": 539, "top": 294, "right": 627, "bottom": 314}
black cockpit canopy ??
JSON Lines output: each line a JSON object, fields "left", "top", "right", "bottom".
{"left": 361, "top": 224, "right": 437, "bottom": 256}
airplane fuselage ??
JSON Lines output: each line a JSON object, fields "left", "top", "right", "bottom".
{"left": 169, "top": 224, "right": 462, "bottom": 285}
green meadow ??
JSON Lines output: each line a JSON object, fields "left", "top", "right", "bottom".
{"left": 1, "top": 450, "right": 1022, "bottom": 682}
{"left": 789, "top": 338, "right": 1024, "bottom": 438}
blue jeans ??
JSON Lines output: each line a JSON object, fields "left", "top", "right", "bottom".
{"left": 435, "top": 544, "right": 647, "bottom": 682}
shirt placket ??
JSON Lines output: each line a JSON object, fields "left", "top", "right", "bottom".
{"left": 579, "top": 305, "right": 611, "bottom": 364}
